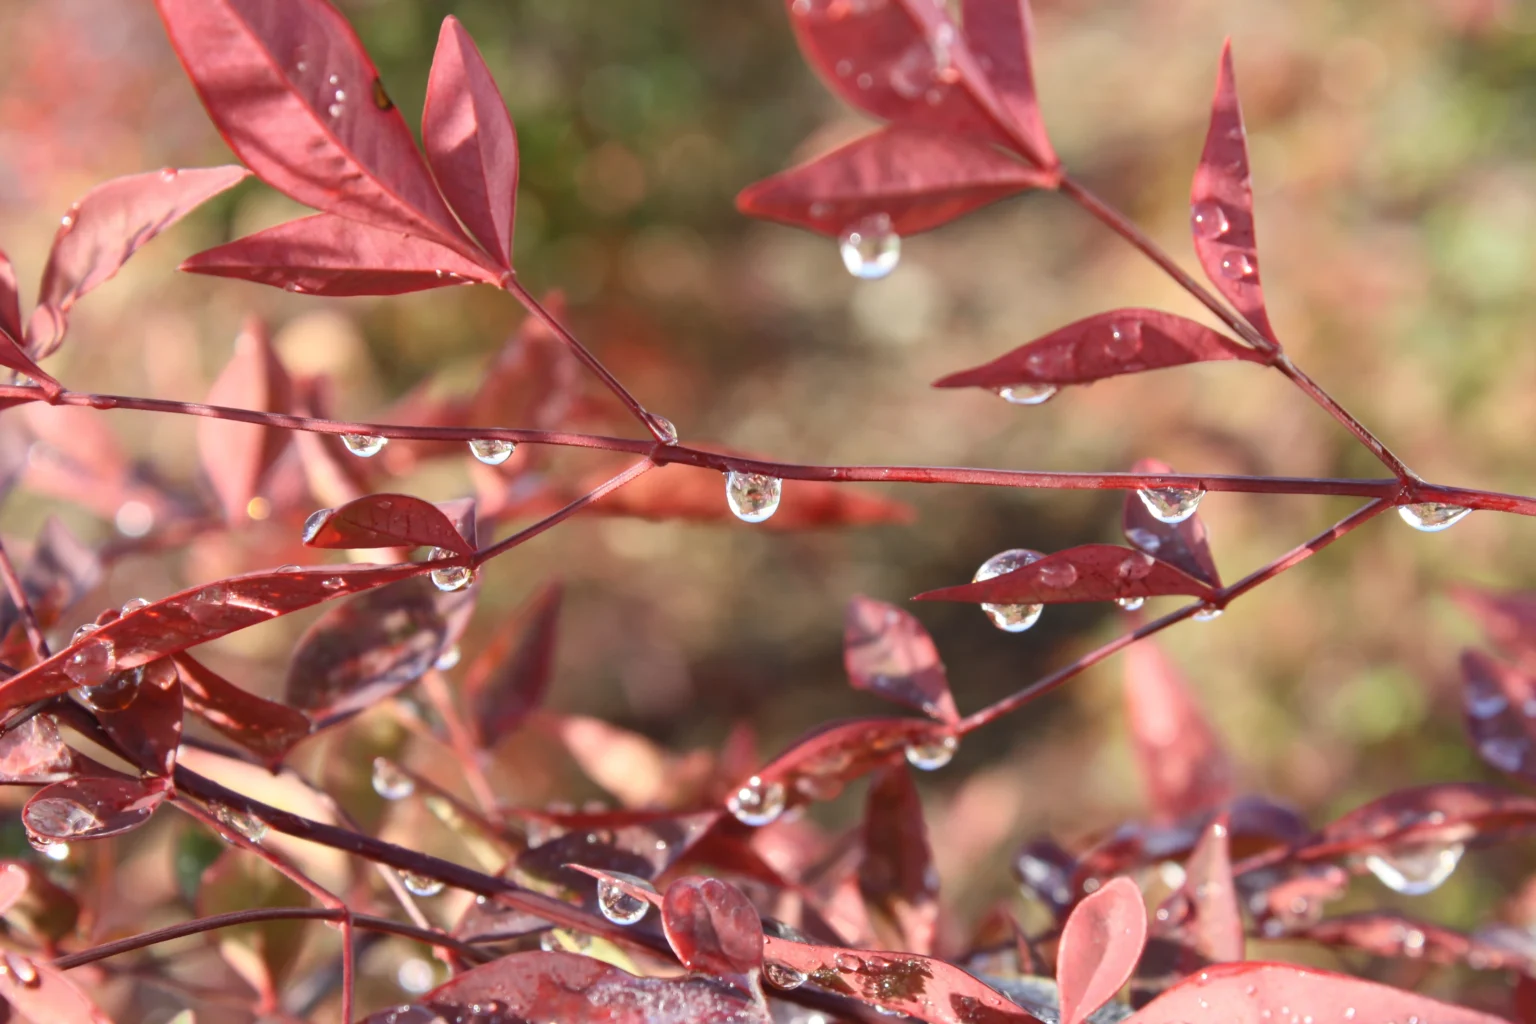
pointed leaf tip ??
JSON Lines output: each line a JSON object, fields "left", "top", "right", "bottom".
{"left": 1058, "top": 876, "right": 1147, "bottom": 1024}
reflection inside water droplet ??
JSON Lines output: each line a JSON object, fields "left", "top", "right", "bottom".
{"left": 341, "top": 433, "right": 388, "bottom": 458}
{"left": 468, "top": 438, "right": 516, "bottom": 465}
{"left": 401, "top": 871, "right": 444, "bottom": 897}
{"left": 1397, "top": 502, "right": 1470, "bottom": 533}
{"left": 905, "top": 733, "right": 958, "bottom": 771}
{"left": 727, "top": 775, "right": 786, "bottom": 826}
{"left": 1137, "top": 486, "right": 1205, "bottom": 524}
{"left": 725, "top": 471, "right": 782, "bottom": 523}
{"left": 973, "top": 548, "right": 1044, "bottom": 633}
{"left": 839, "top": 214, "right": 900, "bottom": 280}
{"left": 597, "top": 874, "right": 655, "bottom": 925}
{"left": 1364, "top": 841, "right": 1464, "bottom": 896}
{"left": 1190, "top": 199, "right": 1231, "bottom": 239}
{"left": 994, "top": 383, "right": 1058, "bottom": 406}
{"left": 372, "top": 758, "right": 415, "bottom": 800}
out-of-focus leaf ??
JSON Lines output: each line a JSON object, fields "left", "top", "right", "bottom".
{"left": 1453, "top": 585, "right": 1536, "bottom": 669}
{"left": 1298, "top": 783, "right": 1536, "bottom": 862}
{"left": 197, "top": 317, "right": 292, "bottom": 522}
{"left": 730, "top": 717, "right": 950, "bottom": 815}
{"left": 860, "top": 766, "right": 939, "bottom": 954}
{"left": 0, "top": 859, "right": 80, "bottom": 943}
{"left": 22, "top": 775, "right": 168, "bottom": 843}
{"left": 301, "top": 492, "right": 473, "bottom": 555}
{"left": 1461, "top": 649, "right": 1536, "bottom": 781}
{"left": 466, "top": 582, "right": 562, "bottom": 746}
{"left": 1297, "top": 913, "right": 1536, "bottom": 973}
{"left": 551, "top": 713, "right": 714, "bottom": 808}
{"left": 914, "top": 545, "right": 1214, "bottom": 606}
{"left": 0, "top": 518, "right": 100, "bottom": 664}
{"left": 844, "top": 596, "right": 957, "bottom": 724}
{"left": 96, "top": 658, "right": 184, "bottom": 776}
{"left": 662, "top": 875, "right": 764, "bottom": 978}
{"left": 960, "top": 0, "right": 1055, "bottom": 166}
{"left": 1013, "top": 837, "right": 1078, "bottom": 923}
{"left": 1056, "top": 876, "right": 1146, "bottom": 1024}
{"left": 1122, "top": 459, "right": 1221, "bottom": 588}
{"left": 1150, "top": 817, "right": 1242, "bottom": 965}
{"left": 175, "top": 653, "right": 311, "bottom": 767}
{"left": 196, "top": 848, "right": 310, "bottom": 999}
{"left": 0, "top": 953, "right": 111, "bottom": 1024}
{"left": 1233, "top": 860, "right": 1349, "bottom": 937}
{"left": 0, "top": 249, "right": 20, "bottom": 345}
{"left": 1123, "top": 641, "right": 1232, "bottom": 823}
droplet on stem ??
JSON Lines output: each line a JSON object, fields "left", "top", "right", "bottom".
{"left": 1116, "top": 596, "right": 1146, "bottom": 611}
{"left": 468, "top": 438, "right": 516, "bottom": 466}
{"left": 372, "top": 758, "right": 416, "bottom": 800}
{"left": 64, "top": 637, "right": 116, "bottom": 687}
{"left": 725, "top": 471, "right": 782, "bottom": 523}
{"left": 1137, "top": 486, "right": 1205, "bottom": 524}
{"left": 1397, "top": 502, "right": 1470, "bottom": 533}
{"left": 994, "top": 383, "right": 1058, "bottom": 406}
{"left": 973, "top": 548, "right": 1044, "bottom": 633}
{"left": 1193, "top": 606, "right": 1223, "bottom": 622}
{"left": 302, "top": 508, "right": 330, "bottom": 543}
{"left": 596, "top": 873, "right": 655, "bottom": 925}
{"left": 647, "top": 413, "right": 679, "bottom": 444}
{"left": 839, "top": 214, "right": 901, "bottom": 280}
{"left": 1363, "top": 842, "right": 1464, "bottom": 896}
{"left": 727, "top": 775, "right": 786, "bottom": 826}
{"left": 905, "top": 733, "right": 958, "bottom": 771}
{"left": 401, "top": 871, "right": 444, "bottom": 897}
{"left": 213, "top": 803, "right": 269, "bottom": 844}
{"left": 341, "top": 433, "right": 388, "bottom": 458}
{"left": 427, "top": 550, "right": 474, "bottom": 593}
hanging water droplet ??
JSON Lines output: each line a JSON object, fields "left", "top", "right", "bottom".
{"left": 1363, "top": 842, "right": 1464, "bottom": 896}
{"left": 1397, "top": 502, "right": 1470, "bottom": 533}
{"left": 839, "top": 214, "right": 900, "bottom": 280}
{"left": 1116, "top": 596, "right": 1146, "bottom": 611}
{"left": 597, "top": 874, "right": 655, "bottom": 925}
{"left": 647, "top": 413, "right": 679, "bottom": 444}
{"left": 727, "top": 775, "right": 786, "bottom": 827}
{"left": 1105, "top": 320, "right": 1143, "bottom": 360}
{"left": 119, "top": 597, "right": 150, "bottom": 615}
{"left": 341, "top": 433, "right": 388, "bottom": 458}
{"left": 468, "top": 438, "right": 516, "bottom": 465}
{"left": 1137, "top": 486, "right": 1205, "bottom": 524}
{"left": 1219, "top": 252, "right": 1257, "bottom": 280}
{"left": 27, "top": 833, "right": 67, "bottom": 859}
{"left": 71, "top": 623, "right": 98, "bottom": 644}
{"left": 401, "top": 871, "right": 444, "bottom": 897}
{"left": 75, "top": 668, "right": 140, "bottom": 712}
{"left": 1193, "top": 606, "right": 1224, "bottom": 622}
{"left": 905, "top": 733, "right": 958, "bottom": 771}
{"left": 434, "top": 644, "right": 461, "bottom": 671}
{"left": 1037, "top": 561, "right": 1077, "bottom": 589}
{"left": 428, "top": 550, "right": 474, "bottom": 593}
{"left": 764, "top": 962, "right": 808, "bottom": 990}
{"left": 24, "top": 797, "right": 102, "bottom": 839}
{"left": 725, "top": 471, "right": 782, "bottom": 523}
{"left": 1190, "top": 200, "right": 1231, "bottom": 239}
{"left": 302, "top": 508, "right": 331, "bottom": 543}
{"left": 372, "top": 758, "right": 416, "bottom": 800}
{"left": 213, "top": 803, "right": 269, "bottom": 844}
{"left": 973, "top": 548, "right": 1044, "bottom": 633}
{"left": 994, "top": 383, "right": 1058, "bottom": 406}
{"left": 64, "top": 637, "right": 115, "bottom": 687}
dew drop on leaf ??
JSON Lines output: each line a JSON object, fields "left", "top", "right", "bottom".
{"left": 1363, "top": 841, "right": 1464, "bottom": 896}
{"left": 839, "top": 214, "right": 900, "bottom": 280}
{"left": 75, "top": 668, "right": 140, "bottom": 712}
{"left": 725, "top": 471, "right": 782, "bottom": 523}
{"left": 468, "top": 438, "right": 516, "bottom": 466}
{"left": 647, "top": 413, "right": 679, "bottom": 444}
{"left": 213, "top": 803, "right": 269, "bottom": 844}
{"left": 1219, "top": 252, "right": 1256, "bottom": 280}
{"left": 905, "top": 733, "right": 958, "bottom": 771}
{"left": 727, "top": 775, "right": 786, "bottom": 826}
{"left": 372, "top": 758, "right": 415, "bottom": 800}
{"left": 994, "top": 383, "right": 1058, "bottom": 406}
{"left": 64, "top": 637, "right": 115, "bottom": 687}
{"left": 1397, "top": 502, "right": 1470, "bottom": 532}
{"left": 188, "top": 585, "right": 228, "bottom": 624}
{"left": 1116, "top": 596, "right": 1145, "bottom": 611}
{"left": 596, "top": 874, "right": 655, "bottom": 925}
{"left": 302, "top": 508, "right": 330, "bottom": 543}
{"left": 2, "top": 954, "right": 39, "bottom": 988}
{"left": 1137, "top": 486, "right": 1205, "bottom": 524}
{"left": 1190, "top": 199, "right": 1231, "bottom": 239}
{"left": 401, "top": 871, "right": 444, "bottom": 897}
{"left": 434, "top": 644, "right": 461, "bottom": 671}
{"left": 341, "top": 433, "right": 388, "bottom": 458}
{"left": 1037, "top": 561, "right": 1078, "bottom": 589}
{"left": 973, "top": 548, "right": 1044, "bottom": 633}
{"left": 120, "top": 597, "right": 150, "bottom": 615}
{"left": 24, "top": 797, "right": 102, "bottom": 839}
{"left": 764, "top": 962, "right": 808, "bottom": 990}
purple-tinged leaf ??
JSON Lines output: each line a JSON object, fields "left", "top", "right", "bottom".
{"left": 181, "top": 212, "right": 495, "bottom": 295}
{"left": 0, "top": 249, "right": 20, "bottom": 344}
{"left": 1234, "top": 860, "right": 1348, "bottom": 937}
{"left": 22, "top": 776, "right": 168, "bottom": 843}
{"left": 1453, "top": 585, "right": 1536, "bottom": 669}
{"left": 934, "top": 309, "right": 1263, "bottom": 392}
{"left": 860, "top": 765, "right": 939, "bottom": 954}
{"left": 174, "top": 653, "right": 312, "bottom": 768}
{"left": 1123, "top": 458, "right": 1221, "bottom": 588}
{"left": 914, "top": 544, "right": 1214, "bottom": 606}
{"left": 960, "top": 0, "right": 1056, "bottom": 167}
{"left": 662, "top": 875, "right": 765, "bottom": 978}
{"left": 0, "top": 952, "right": 112, "bottom": 1024}
{"left": 0, "top": 519, "right": 100, "bottom": 664}
{"left": 1123, "top": 641, "right": 1232, "bottom": 823}
{"left": 1057, "top": 876, "right": 1146, "bottom": 1024}
{"left": 1013, "top": 837, "right": 1078, "bottom": 923}
{"left": 25, "top": 166, "right": 249, "bottom": 359}
{"left": 302, "top": 492, "right": 474, "bottom": 555}
{"left": 1298, "top": 782, "right": 1536, "bottom": 863}
{"left": 1151, "top": 816, "right": 1243, "bottom": 964}
{"left": 197, "top": 317, "right": 293, "bottom": 522}
{"left": 736, "top": 126, "right": 1054, "bottom": 239}
{"left": 1190, "top": 42, "right": 1276, "bottom": 344}
{"left": 465, "top": 581, "right": 562, "bottom": 746}
{"left": 424, "top": 16, "right": 519, "bottom": 269}
{"left": 844, "top": 595, "right": 957, "bottom": 724}
{"left": 1297, "top": 913, "right": 1536, "bottom": 973}
{"left": 96, "top": 659, "right": 184, "bottom": 777}
{"left": 1461, "top": 649, "right": 1536, "bottom": 781}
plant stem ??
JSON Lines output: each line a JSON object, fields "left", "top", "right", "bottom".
{"left": 0, "top": 537, "right": 48, "bottom": 662}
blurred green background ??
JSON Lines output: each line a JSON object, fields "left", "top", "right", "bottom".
{"left": 1, "top": 0, "right": 1535, "bottom": 1016}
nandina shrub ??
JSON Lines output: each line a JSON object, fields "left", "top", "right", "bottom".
{"left": 0, "top": 1, "right": 1528, "bottom": 1022}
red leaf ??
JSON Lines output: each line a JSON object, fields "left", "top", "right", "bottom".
{"left": 174, "top": 653, "right": 312, "bottom": 767}
{"left": 154, "top": 0, "right": 476, "bottom": 258}
{"left": 1014, "top": 837, "right": 1078, "bottom": 922}
{"left": 0, "top": 561, "right": 429, "bottom": 715}
{"left": 22, "top": 776, "right": 167, "bottom": 843}
{"left": 95, "top": 659, "right": 184, "bottom": 777}
{"left": 1152, "top": 816, "right": 1243, "bottom": 964}
{"left": 1191, "top": 42, "right": 1276, "bottom": 344}
{"left": 1057, "top": 876, "right": 1147, "bottom": 1024}
{"left": 25, "top": 166, "right": 249, "bottom": 358}
{"left": 1297, "top": 913, "right": 1535, "bottom": 973}
{"left": 914, "top": 544, "right": 1214, "bottom": 606}
{"left": 465, "top": 581, "right": 562, "bottom": 745}
{"left": 301, "top": 492, "right": 474, "bottom": 555}
{"left": 1455, "top": 585, "right": 1536, "bottom": 669}
{"left": 0, "top": 863, "right": 30, "bottom": 917}
{"left": 736, "top": 126, "right": 1053, "bottom": 238}
{"left": 844, "top": 595, "right": 957, "bottom": 724}
{"left": 181, "top": 212, "right": 495, "bottom": 296}
{"left": 1123, "top": 459, "right": 1221, "bottom": 588}
{"left": 1124, "top": 962, "right": 1503, "bottom": 1024}
{"left": 197, "top": 317, "right": 293, "bottom": 522}
{"left": 662, "top": 876, "right": 765, "bottom": 978}
{"left": 1461, "top": 649, "right": 1536, "bottom": 781}
{"left": 0, "top": 248, "right": 20, "bottom": 344}
{"left": 0, "top": 953, "right": 112, "bottom": 1024}
{"left": 860, "top": 765, "right": 940, "bottom": 954}
{"left": 0, "top": 715, "right": 79, "bottom": 784}
{"left": 0, "top": 519, "right": 101, "bottom": 663}
{"left": 1123, "top": 641, "right": 1232, "bottom": 823}
{"left": 960, "top": 0, "right": 1056, "bottom": 167}
{"left": 933, "top": 309, "right": 1262, "bottom": 391}
{"left": 424, "top": 16, "right": 518, "bottom": 269}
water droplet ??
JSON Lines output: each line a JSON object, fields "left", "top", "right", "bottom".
{"left": 75, "top": 668, "right": 141, "bottom": 712}
{"left": 1137, "top": 486, "right": 1205, "bottom": 524}
{"left": 302, "top": 508, "right": 331, "bottom": 543}
{"left": 725, "top": 471, "right": 782, "bottom": 523}
{"left": 71, "top": 623, "right": 98, "bottom": 644}
{"left": 1220, "top": 252, "right": 1257, "bottom": 280}
{"left": 973, "top": 548, "right": 1044, "bottom": 633}
{"left": 764, "top": 962, "right": 807, "bottom": 989}
{"left": 1190, "top": 200, "right": 1231, "bottom": 239}
{"left": 647, "top": 413, "right": 679, "bottom": 444}
{"left": 372, "top": 77, "right": 394, "bottom": 111}
{"left": 1401, "top": 927, "right": 1426, "bottom": 956}
{"left": 1480, "top": 736, "right": 1525, "bottom": 773}
{"left": 329, "top": 74, "right": 341, "bottom": 85}
{"left": 341, "top": 433, "right": 388, "bottom": 459}
{"left": 839, "top": 214, "right": 900, "bottom": 280}
{"left": 468, "top": 438, "right": 516, "bottom": 465}
{"left": 597, "top": 874, "right": 655, "bottom": 925}
{"left": 371, "top": 758, "right": 416, "bottom": 800}
{"left": 434, "top": 644, "right": 461, "bottom": 671}
{"left": 401, "top": 871, "right": 444, "bottom": 897}
{"left": 328, "top": 102, "right": 345, "bottom": 118}
{"left": 64, "top": 637, "right": 115, "bottom": 687}
{"left": 1105, "top": 320, "right": 1143, "bottom": 360}
{"left": 3, "top": 954, "right": 38, "bottom": 987}
{"left": 1037, "top": 561, "right": 1077, "bottom": 589}
{"left": 1116, "top": 596, "right": 1146, "bottom": 611}
{"left": 333, "top": 89, "right": 346, "bottom": 103}
{"left": 397, "top": 957, "right": 434, "bottom": 994}
{"left": 28, "top": 834, "right": 67, "bottom": 860}
{"left": 158, "top": 167, "right": 179, "bottom": 183}
{"left": 834, "top": 952, "right": 864, "bottom": 973}
{"left": 188, "top": 585, "right": 228, "bottom": 624}
{"left": 994, "top": 383, "right": 1058, "bottom": 406}
{"left": 322, "top": 577, "right": 345, "bottom": 591}
{"left": 1364, "top": 842, "right": 1463, "bottom": 895}
{"left": 1193, "top": 606, "right": 1224, "bottom": 622}
{"left": 905, "top": 733, "right": 958, "bottom": 771}
{"left": 119, "top": 597, "right": 150, "bottom": 615}
{"left": 25, "top": 797, "right": 102, "bottom": 839}
{"left": 1397, "top": 502, "right": 1470, "bottom": 533}
{"left": 115, "top": 500, "right": 154, "bottom": 537}
{"left": 727, "top": 775, "right": 786, "bottom": 827}
{"left": 213, "top": 803, "right": 269, "bottom": 844}
{"left": 428, "top": 553, "right": 474, "bottom": 593}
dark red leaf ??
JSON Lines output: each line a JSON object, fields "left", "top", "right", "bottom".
{"left": 465, "top": 581, "right": 562, "bottom": 745}
{"left": 424, "top": 16, "right": 518, "bottom": 269}
{"left": 844, "top": 595, "right": 957, "bottom": 724}
{"left": 1453, "top": 585, "right": 1536, "bottom": 669}
{"left": 1151, "top": 816, "right": 1243, "bottom": 964}
{"left": 933, "top": 309, "right": 1262, "bottom": 392}
{"left": 1124, "top": 962, "right": 1503, "bottom": 1024}
{"left": 1014, "top": 838, "right": 1078, "bottom": 923}
{"left": 1056, "top": 876, "right": 1146, "bottom": 1024}
{"left": 25, "top": 166, "right": 249, "bottom": 358}
{"left": 174, "top": 653, "right": 312, "bottom": 767}
{"left": 860, "top": 765, "right": 939, "bottom": 954}
{"left": 1299, "top": 782, "right": 1536, "bottom": 863}
{"left": 1123, "top": 640, "right": 1232, "bottom": 823}
{"left": 0, "top": 519, "right": 101, "bottom": 663}
{"left": 197, "top": 317, "right": 293, "bottom": 522}
{"left": 914, "top": 544, "right": 1214, "bottom": 606}
{"left": 0, "top": 715, "right": 79, "bottom": 784}
{"left": 0, "top": 953, "right": 111, "bottom": 1024}
{"left": 1297, "top": 913, "right": 1536, "bottom": 973}
{"left": 0, "top": 249, "right": 19, "bottom": 345}
{"left": 181, "top": 212, "right": 494, "bottom": 295}
{"left": 736, "top": 126, "right": 1053, "bottom": 238}
{"left": 1191, "top": 42, "right": 1276, "bottom": 344}
{"left": 95, "top": 658, "right": 184, "bottom": 777}
{"left": 0, "top": 561, "right": 428, "bottom": 715}
{"left": 301, "top": 492, "right": 474, "bottom": 555}
{"left": 1461, "top": 649, "right": 1536, "bottom": 781}
{"left": 154, "top": 0, "right": 477, "bottom": 257}
{"left": 22, "top": 776, "right": 167, "bottom": 843}
{"left": 960, "top": 0, "right": 1055, "bottom": 167}
{"left": 0, "top": 860, "right": 79, "bottom": 943}
{"left": 662, "top": 875, "right": 765, "bottom": 978}
{"left": 1122, "top": 458, "right": 1221, "bottom": 589}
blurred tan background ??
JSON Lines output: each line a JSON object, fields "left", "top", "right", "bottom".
{"left": 0, "top": 0, "right": 1534, "bottom": 1010}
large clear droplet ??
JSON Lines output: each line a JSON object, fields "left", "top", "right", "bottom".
{"left": 1190, "top": 199, "right": 1231, "bottom": 239}
{"left": 725, "top": 471, "right": 782, "bottom": 523}
{"left": 1193, "top": 606, "right": 1224, "bottom": 622}
{"left": 905, "top": 733, "right": 958, "bottom": 771}
{"left": 839, "top": 214, "right": 900, "bottom": 280}
{"left": 213, "top": 803, "right": 269, "bottom": 844}
{"left": 468, "top": 438, "right": 516, "bottom": 466}
{"left": 973, "top": 548, "right": 1044, "bottom": 633}
{"left": 75, "top": 669, "right": 140, "bottom": 712}
{"left": 1397, "top": 503, "right": 1470, "bottom": 533}
{"left": 401, "top": 871, "right": 444, "bottom": 897}
{"left": 71, "top": 623, "right": 98, "bottom": 644}
{"left": 341, "top": 433, "right": 388, "bottom": 458}
{"left": 302, "top": 508, "right": 330, "bottom": 543}
{"left": 372, "top": 758, "right": 416, "bottom": 800}
{"left": 1116, "top": 596, "right": 1146, "bottom": 611}
{"left": 764, "top": 962, "right": 808, "bottom": 990}
{"left": 994, "top": 383, "right": 1058, "bottom": 406}
{"left": 64, "top": 638, "right": 115, "bottom": 687}
{"left": 428, "top": 550, "right": 474, "bottom": 593}
{"left": 597, "top": 873, "right": 656, "bottom": 926}
{"left": 24, "top": 798, "right": 102, "bottom": 839}
{"left": 727, "top": 775, "right": 786, "bottom": 827}
{"left": 119, "top": 597, "right": 150, "bottom": 615}
{"left": 1137, "top": 486, "right": 1205, "bottom": 524}
{"left": 1363, "top": 842, "right": 1464, "bottom": 896}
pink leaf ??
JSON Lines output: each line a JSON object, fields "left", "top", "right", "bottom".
{"left": 661, "top": 876, "right": 765, "bottom": 978}
{"left": 0, "top": 248, "right": 20, "bottom": 344}
{"left": 154, "top": 0, "right": 477, "bottom": 258}
{"left": 1057, "top": 876, "right": 1147, "bottom": 1024}
{"left": 301, "top": 492, "right": 474, "bottom": 555}
{"left": 181, "top": 212, "right": 495, "bottom": 296}
{"left": 913, "top": 544, "right": 1215, "bottom": 606}
{"left": 197, "top": 317, "right": 293, "bottom": 522}
{"left": 1461, "top": 649, "right": 1536, "bottom": 781}
{"left": 1123, "top": 641, "right": 1232, "bottom": 823}
{"left": 1123, "top": 458, "right": 1221, "bottom": 588}
{"left": 424, "top": 16, "right": 519, "bottom": 268}
{"left": 1152, "top": 816, "right": 1243, "bottom": 964}
{"left": 934, "top": 309, "right": 1263, "bottom": 391}
{"left": 1191, "top": 42, "right": 1276, "bottom": 344}
{"left": 736, "top": 126, "right": 1054, "bottom": 238}
{"left": 25, "top": 166, "right": 249, "bottom": 358}
{"left": 844, "top": 595, "right": 957, "bottom": 723}
{"left": 174, "top": 653, "right": 312, "bottom": 768}
{"left": 960, "top": 0, "right": 1056, "bottom": 167}
{"left": 465, "top": 581, "right": 563, "bottom": 745}
{"left": 1453, "top": 584, "right": 1536, "bottom": 669}
{"left": 22, "top": 776, "right": 168, "bottom": 843}
{"left": 0, "top": 953, "right": 113, "bottom": 1024}
{"left": 860, "top": 765, "right": 940, "bottom": 954}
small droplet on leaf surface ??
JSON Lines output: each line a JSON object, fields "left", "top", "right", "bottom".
{"left": 468, "top": 438, "right": 516, "bottom": 465}
{"left": 1397, "top": 502, "right": 1470, "bottom": 533}
{"left": 341, "top": 433, "right": 388, "bottom": 458}
{"left": 372, "top": 758, "right": 416, "bottom": 800}
{"left": 64, "top": 637, "right": 116, "bottom": 687}
{"left": 1105, "top": 320, "right": 1143, "bottom": 359}
{"left": 1116, "top": 596, "right": 1146, "bottom": 611}
{"left": 1191, "top": 200, "right": 1231, "bottom": 239}
{"left": 1219, "top": 252, "right": 1257, "bottom": 280}
{"left": 1363, "top": 842, "right": 1464, "bottom": 896}
{"left": 401, "top": 871, "right": 444, "bottom": 897}
{"left": 994, "top": 383, "right": 1058, "bottom": 406}
{"left": 1137, "top": 486, "right": 1205, "bottom": 524}
{"left": 725, "top": 471, "right": 782, "bottom": 523}
{"left": 596, "top": 874, "right": 655, "bottom": 925}
{"left": 973, "top": 548, "right": 1044, "bottom": 633}
{"left": 839, "top": 214, "right": 901, "bottom": 280}
{"left": 764, "top": 962, "right": 808, "bottom": 989}
{"left": 728, "top": 775, "right": 786, "bottom": 826}
{"left": 905, "top": 733, "right": 958, "bottom": 771}
{"left": 120, "top": 597, "right": 150, "bottom": 615}
{"left": 213, "top": 803, "right": 269, "bottom": 844}
{"left": 1037, "top": 561, "right": 1078, "bottom": 588}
